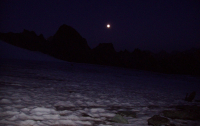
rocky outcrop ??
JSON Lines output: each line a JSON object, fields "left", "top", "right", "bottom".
{"left": 155, "top": 49, "right": 200, "bottom": 75}
{"left": 147, "top": 115, "right": 170, "bottom": 126}
{"left": 162, "top": 105, "right": 200, "bottom": 120}
{"left": 116, "top": 111, "right": 137, "bottom": 118}
{"left": 46, "top": 36, "right": 53, "bottom": 42}
{"left": 111, "top": 114, "right": 129, "bottom": 124}
{"left": 92, "top": 43, "right": 120, "bottom": 66}
{"left": 48, "top": 24, "right": 92, "bottom": 62}
{"left": 118, "top": 49, "right": 133, "bottom": 68}
{"left": 185, "top": 91, "right": 196, "bottom": 102}
{"left": 0, "top": 30, "right": 46, "bottom": 51}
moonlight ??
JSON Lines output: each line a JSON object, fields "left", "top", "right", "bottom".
{"left": 106, "top": 24, "right": 110, "bottom": 28}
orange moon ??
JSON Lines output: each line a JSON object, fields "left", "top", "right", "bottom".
{"left": 107, "top": 24, "right": 110, "bottom": 28}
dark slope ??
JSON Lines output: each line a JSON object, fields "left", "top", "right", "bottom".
{"left": 0, "top": 24, "right": 199, "bottom": 75}
{"left": 0, "top": 30, "right": 46, "bottom": 51}
{"left": 47, "top": 24, "right": 92, "bottom": 62}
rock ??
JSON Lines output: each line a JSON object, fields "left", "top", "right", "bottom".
{"left": 50, "top": 24, "right": 92, "bottom": 62}
{"left": 81, "top": 113, "right": 92, "bottom": 117}
{"left": 111, "top": 114, "right": 129, "bottom": 124}
{"left": 147, "top": 115, "right": 170, "bottom": 126}
{"left": 162, "top": 105, "right": 200, "bottom": 120}
{"left": 92, "top": 43, "right": 120, "bottom": 66}
{"left": 163, "top": 110, "right": 191, "bottom": 120}
{"left": 0, "top": 30, "right": 46, "bottom": 51}
{"left": 185, "top": 91, "right": 196, "bottom": 102}
{"left": 53, "top": 24, "right": 84, "bottom": 43}
{"left": 116, "top": 111, "right": 137, "bottom": 118}
{"left": 93, "top": 43, "right": 116, "bottom": 54}
{"left": 118, "top": 49, "right": 132, "bottom": 67}
{"left": 175, "top": 105, "right": 200, "bottom": 111}
{"left": 195, "top": 100, "right": 200, "bottom": 102}
{"left": 47, "top": 36, "right": 53, "bottom": 41}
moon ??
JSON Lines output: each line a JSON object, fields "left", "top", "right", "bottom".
{"left": 106, "top": 24, "right": 110, "bottom": 28}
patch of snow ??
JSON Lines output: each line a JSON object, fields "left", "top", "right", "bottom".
{"left": 90, "top": 108, "right": 106, "bottom": 113}
{"left": 0, "top": 59, "right": 200, "bottom": 126}
{"left": 76, "top": 120, "right": 93, "bottom": 125}
{"left": 30, "top": 107, "right": 55, "bottom": 115}
{"left": 0, "top": 99, "right": 12, "bottom": 104}
{"left": 58, "top": 120, "right": 76, "bottom": 125}
{"left": 19, "top": 120, "right": 36, "bottom": 126}
{"left": 99, "top": 113, "right": 115, "bottom": 117}
{"left": 54, "top": 101, "right": 75, "bottom": 107}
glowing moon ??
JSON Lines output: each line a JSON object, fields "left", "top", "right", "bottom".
{"left": 107, "top": 24, "right": 110, "bottom": 28}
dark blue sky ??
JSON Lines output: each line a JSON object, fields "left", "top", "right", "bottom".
{"left": 0, "top": 0, "right": 199, "bottom": 52}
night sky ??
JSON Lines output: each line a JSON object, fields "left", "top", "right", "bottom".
{"left": 0, "top": 0, "right": 200, "bottom": 53}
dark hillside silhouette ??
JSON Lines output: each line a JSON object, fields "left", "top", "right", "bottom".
{"left": 91, "top": 43, "right": 120, "bottom": 66}
{"left": 0, "top": 30, "right": 46, "bottom": 51}
{"left": 47, "top": 24, "right": 92, "bottom": 62}
{"left": 0, "top": 24, "right": 199, "bottom": 75}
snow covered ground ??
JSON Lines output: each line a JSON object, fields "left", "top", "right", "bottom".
{"left": 0, "top": 59, "right": 200, "bottom": 126}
